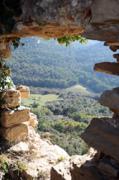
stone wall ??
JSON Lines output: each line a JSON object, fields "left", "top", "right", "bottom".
{"left": 0, "top": 86, "right": 38, "bottom": 142}
{"left": 0, "top": 0, "right": 119, "bottom": 179}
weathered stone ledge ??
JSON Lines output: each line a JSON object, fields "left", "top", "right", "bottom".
{"left": 82, "top": 117, "right": 119, "bottom": 162}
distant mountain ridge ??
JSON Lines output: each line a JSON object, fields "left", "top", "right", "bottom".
{"left": 8, "top": 37, "right": 119, "bottom": 93}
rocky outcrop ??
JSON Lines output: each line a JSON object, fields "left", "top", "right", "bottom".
{"left": 0, "top": 89, "right": 21, "bottom": 109}
{"left": 51, "top": 150, "right": 96, "bottom": 180}
{"left": 51, "top": 148, "right": 119, "bottom": 180}
{"left": 0, "top": 0, "right": 118, "bottom": 42}
{"left": 79, "top": 86, "right": 119, "bottom": 180}
{"left": 51, "top": 147, "right": 119, "bottom": 180}
{"left": 0, "top": 128, "right": 69, "bottom": 180}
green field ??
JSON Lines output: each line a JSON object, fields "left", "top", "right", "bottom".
{"left": 22, "top": 94, "right": 58, "bottom": 107}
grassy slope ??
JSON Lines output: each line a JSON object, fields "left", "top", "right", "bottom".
{"left": 65, "top": 84, "right": 91, "bottom": 95}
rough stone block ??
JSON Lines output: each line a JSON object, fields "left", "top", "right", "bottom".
{"left": 0, "top": 123, "right": 28, "bottom": 142}
{"left": 17, "top": 85, "right": 30, "bottom": 98}
{"left": 99, "top": 88, "right": 119, "bottom": 112}
{"left": 0, "top": 89, "right": 21, "bottom": 109}
{"left": 0, "top": 107, "right": 30, "bottom": 128}
{"left": 91, "top": 0, "right": 119, "bottom": 24}
{"left": 107, "top": 42, "right": 119, "bottom": 47}
{"left": 94, "top": 62, "right": 119, "bottom": 76}
{"left": 82, "top": 117, "right": 119, "bottom": 162}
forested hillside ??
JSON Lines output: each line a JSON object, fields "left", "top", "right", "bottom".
{"left": 22, "top": 90, "right": 111, "bottom": 155}
{"left": 8, "top": 37, "right": 119, "bottom": 93}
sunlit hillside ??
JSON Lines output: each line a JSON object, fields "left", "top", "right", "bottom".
{"left": 8, "top": 37, "right": 118, "bottom": 93}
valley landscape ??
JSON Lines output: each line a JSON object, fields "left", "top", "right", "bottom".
{"left": 8, "top": 38, "right": 114, "bottom": 155}
{"left": 9, "top": 37, "right": 119, "bottom": 93}
{"left": 21, "top": 85, "right": 111, "bottom": 155}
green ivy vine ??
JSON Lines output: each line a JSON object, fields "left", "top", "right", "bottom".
{"left": 0, "top": 59, "right": 15, "bottom": 90}
{"left": 57, "top": 35, "right": 87, "bottom": 46}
